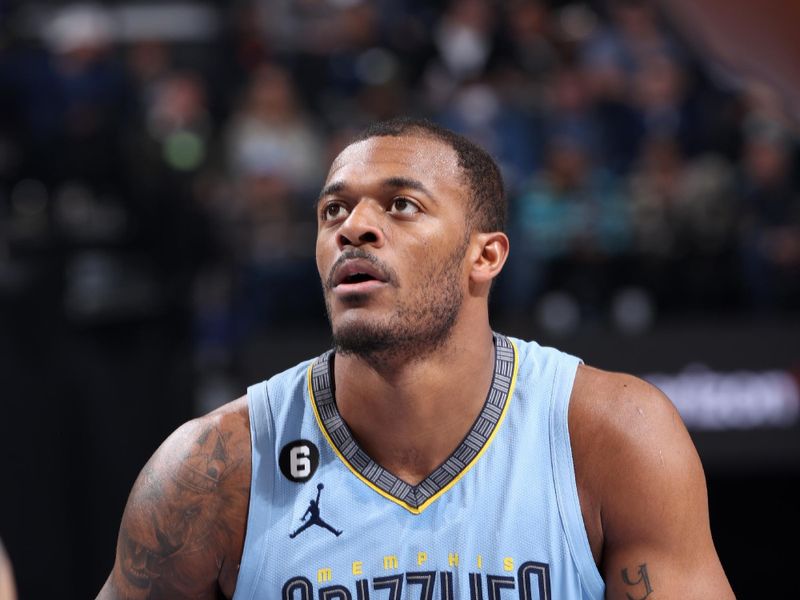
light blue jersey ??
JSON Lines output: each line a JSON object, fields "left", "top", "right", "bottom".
{"left": 233, "top": 334, "right": 604, "bottom": 600}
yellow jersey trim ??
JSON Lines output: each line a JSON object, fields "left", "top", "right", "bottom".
{"left": 307, "top": 339, "right": 520, "bottom": 515}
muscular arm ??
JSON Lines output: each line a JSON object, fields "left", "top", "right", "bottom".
{"left": 97, "top": 398, "right": 251, "bottom": 600}
{"left": 570, "top": 366, "right": 735, "bottom": 600}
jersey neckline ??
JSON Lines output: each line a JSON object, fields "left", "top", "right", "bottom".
{"left": 307, "top": 333, "right": 519, "bottom": 514}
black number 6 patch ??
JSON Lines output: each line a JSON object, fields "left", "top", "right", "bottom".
{"left": 279, "top": 440, "right": 320, "bottom": 482}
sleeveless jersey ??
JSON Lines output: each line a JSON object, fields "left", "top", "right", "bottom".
{"left": 233, "top": 334, "right": 604, "bottom": 600}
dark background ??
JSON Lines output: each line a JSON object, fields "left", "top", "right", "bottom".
{"left": 1, "top": 0, "right": 798, "bottom": 597}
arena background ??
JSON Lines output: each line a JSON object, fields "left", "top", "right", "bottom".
{"left": 1, "top": 0, "right": 798, "bottom": 597}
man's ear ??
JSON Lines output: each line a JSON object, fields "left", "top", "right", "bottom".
{"left": 469, "top": 231, "right": 510, "bottom": 284}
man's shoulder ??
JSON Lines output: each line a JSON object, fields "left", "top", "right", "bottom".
{"left": 568, "top": 365, "right": 702, "bottom": 561}
{"left": 206, "top": 395, "right": 250, "bottom": 430}
{"left": 145, "top": 396, "right": 252, "bottom": 521}
{"left": 569, "top": 364, "right": 684, "bottom": 456}
{"left": 162, "top": 396, "right": 251, "bottom": 468}
{"left": 567, "top": 369, "right": 733, "bottom": 598}
{"left": 572, "top": 363, "right": 668, "bottom": 408}
{"left": 569, "top": 364, "right": 694, "bottom": 486}
{"left": 569, "top": 364, "right": 701, "bottom": 514}
{"left": 99, "top": 397, "right": 252, "bottom": 597}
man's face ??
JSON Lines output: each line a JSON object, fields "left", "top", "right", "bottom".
{"left": 316, "top": 134, "right": 472, "bottom": 363}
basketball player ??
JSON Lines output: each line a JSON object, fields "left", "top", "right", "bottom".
{"left": 98, "top": 118, "right": 734, "bottom": 599}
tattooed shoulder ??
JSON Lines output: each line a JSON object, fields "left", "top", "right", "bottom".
{"left": 101, "top": 400, "right": 251, "bottom": 599}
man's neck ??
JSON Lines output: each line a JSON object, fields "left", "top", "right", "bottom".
{"left": 333, "top": 320, "right": 496, "bottom": 485}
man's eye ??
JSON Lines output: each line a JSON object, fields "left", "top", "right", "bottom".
{"left": 323, "top": 203, "right": 348, "bottom": 220}
{"left": 390, "top": 197, "right": 419, "bottom": 215}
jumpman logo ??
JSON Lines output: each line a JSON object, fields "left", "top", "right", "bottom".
{"left": 289, "top": 483, "right": 342, "bottom": 539}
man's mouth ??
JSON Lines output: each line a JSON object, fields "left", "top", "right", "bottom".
{"left": 330, "top": 257, "right": 390, "bottom": 293}
{"left": 341, "top": 272, "right": 378, "bottom": 284}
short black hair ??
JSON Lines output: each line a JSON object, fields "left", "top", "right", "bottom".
{"left": 350, "top": 117, "right": 506, "bottom": 232}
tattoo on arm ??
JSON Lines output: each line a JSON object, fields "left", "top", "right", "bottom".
{"left": 621, "top": 563, "right": 653, "bottom": 600}
{"left": 111, "top": 420, "right": 249, "bottom": 598}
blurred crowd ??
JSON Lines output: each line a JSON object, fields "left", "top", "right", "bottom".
{"left": 1, "top": 0, "right": 799, "bottom": 382}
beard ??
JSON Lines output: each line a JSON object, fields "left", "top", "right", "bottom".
{"left": 324, "top": 238, "right": 468, "bottom": 368}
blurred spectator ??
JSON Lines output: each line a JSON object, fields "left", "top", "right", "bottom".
{"left": 628, "top": 51, "right": 721, "bottom": 158}
{"left": 738, "top": 119, "right": 800, "bottom": 310}
{"left": 438, "top": 80, "right": 540, "bottom": 192}
{"left": 629, "top": 134, "right": 738, "bottom": 309}
{"left": 115, "top": 68, "right": 217, "bottom": 325}
{"left": 632, "top": 53, "right": 685, "bottom": 137}
{"left": 146, "top": 71, "right": 212, "bottom": 173}
{"left": 260, "top": 0, "right": 381, "bottom": 117}
{"left": 507, "top": 129, "right": 632, "bottom": 316}
{"left": 579, "top": 0, "right": 682, "bottom": 172}
{"left": 631, "top": 136, "right": 736, "bottom": 257}
{"left": 373, "top": 0, "right": 438, "bottom": 83}
{"left": 125, "top": 39, "right": 173, "bottom": 111}
{"left": 581, "top": 0, "right": 679, "bottom": 79}
{"left": 501, "top": 0, "right": 559, "bottom": 81}
{"left": 352, "top": 76, "right": 412, "bottom": 124}
{"left": 225, "top": 63, "right": 325, "bottom": 195}
{"left": 543, "top": 66, "right": 602, "bottom": 163}
{"left": 204, "top": 63, "right": 324, "bottom": 352}
{"left": 259, "top": 0, "right": 378, "bottom": 56}
{"left": 492, "top": 0, "right": 559, "bottom": 126}
{"left": 1, "top": 4, "right": 134, "bottom": 185}
{"left": 423, "top": 0, "right": 498, "bottom": 109}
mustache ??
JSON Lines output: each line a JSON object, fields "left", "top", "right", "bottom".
{"left": 325, "top": 248, "right": 398, "bottom": 290}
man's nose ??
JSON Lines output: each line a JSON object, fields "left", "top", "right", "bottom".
{"left": 337, "top": 201, "right": 385, "bottom": 250}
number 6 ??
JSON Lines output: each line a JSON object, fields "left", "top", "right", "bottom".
{"left": 289, "top": 445, "right": 311, "bottom": 478}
